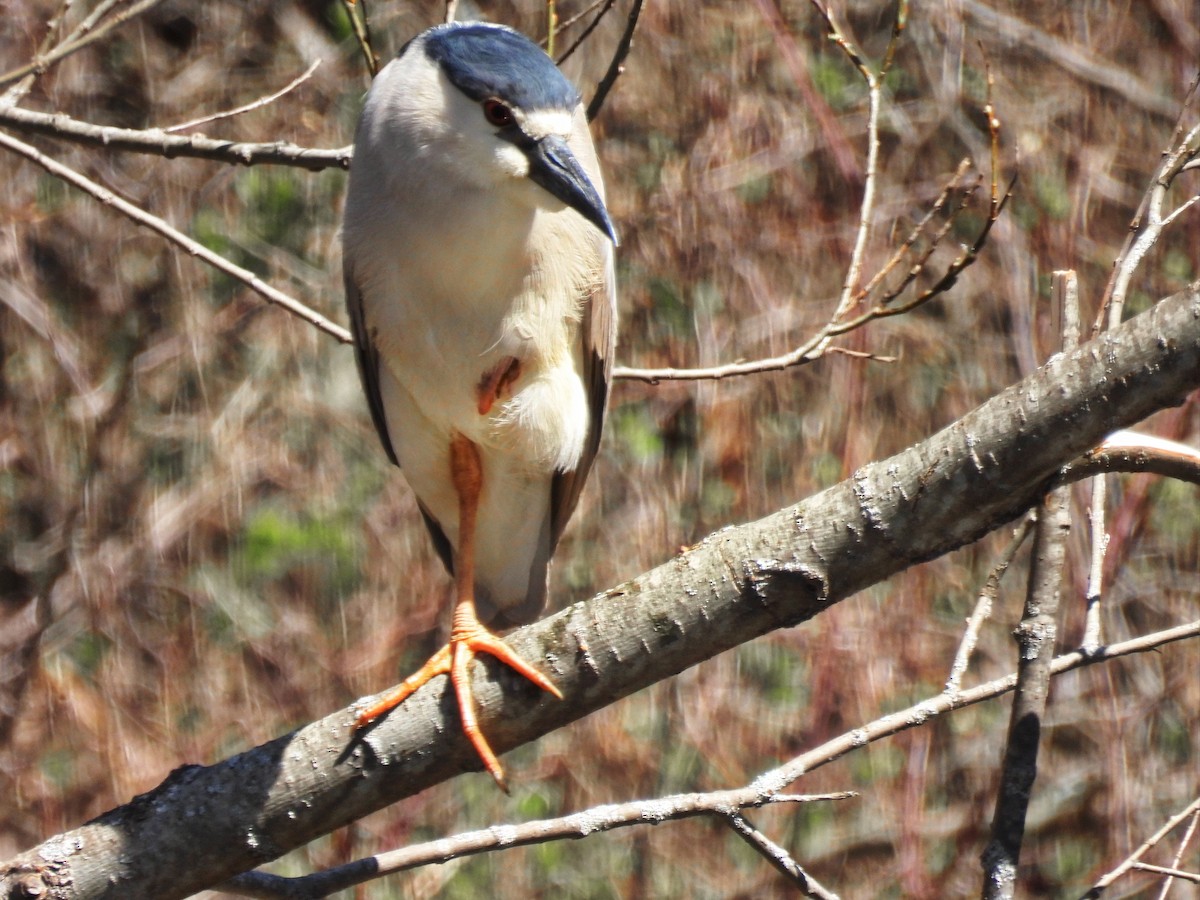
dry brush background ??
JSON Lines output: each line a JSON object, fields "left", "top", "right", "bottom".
{"left": 1, "top": 1, "right": 1198, "bottom": 897}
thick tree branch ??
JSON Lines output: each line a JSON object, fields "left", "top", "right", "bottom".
{"left": 2, "top": 284, "right": 1198, "bottom": 899}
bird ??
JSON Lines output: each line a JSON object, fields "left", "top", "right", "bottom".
{"left": 341, "top": 21, "right": 617, "bottom": 789}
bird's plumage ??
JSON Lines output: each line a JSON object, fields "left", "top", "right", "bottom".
{"left": 342, "top": 22, "right": 616, "bottom": 629}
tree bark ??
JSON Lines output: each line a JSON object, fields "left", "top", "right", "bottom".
{"left": 3, "top": 283, "right": 1198, "bottom": 900}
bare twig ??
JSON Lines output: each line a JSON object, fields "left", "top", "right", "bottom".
{"left": 614, "top": 133, "right": 1012, "bottom": 383}
{"left": 1133, "top": 862, "right": 1200, "bottom": 885}
{"left": 554, "top": 0, "right": 612, "bottom": 37}
{"left": 0, "top": 130, "right": 352, "bottom": 344}
{"left": 0, "top": 0, "right": 73, "bottom": 106}
{"left": 219, "top": 792, "right": 854, "bottom": 898}
{"left": 945, "top": 514, "right": 1035, "bottom": 696}
{"left": 1082, "top": 796, "right": 1200, "bottom": 898}
{"left": 855, "top": 158, "right": 974, "bottom": 303}
{"left": 1098, "top": 76, "right": 1200, "bottom": 333}
{"left": 723, "top": 812, "right": 841, "bottom": 900}
{"left": 0, "top": 0, "right": 170, "bottom": 89}
{"left": 808, "top": 0, "right": 881, "bottom": 321}
{"left": 865, "top": 169, "right": 981, "bottom": 308}
{"left": 1153, "top": 806, "right": 1200, "bottom": 900}
{"left": 755, "top": 620, "right": 1200, "bottom": 795}
{"left": 164, "top": 60, "right": 322, "bottom": 133}
{"left": 879, "top": 0, "right": 909, "bottom": 78}
{"left": 219, "top": 613, "right": 1200, "bottom": 898}
{"left": 613, "top": 333, "right": 869, "bottom": 383}
{"left": 554, "top": 0, "right": 616, "bottom": 64}
{"left": 0, "top": 104, "right": 352, "bottom": 169}
{"left": 585, "top": 0, "right": 643, "bottom": 121}
{"left": 342, "top": 0, "right": 380, "bottom": 76}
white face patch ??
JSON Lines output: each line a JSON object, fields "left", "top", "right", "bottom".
{"left": 518, "top": 108, "right": 575, "bottom": 141}
{"left": 494, "top": 142, "right": 530, "bottom": 179}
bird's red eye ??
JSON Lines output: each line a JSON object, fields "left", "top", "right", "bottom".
{"left": 482, "top": 99, "right": 514, "bottom": 127}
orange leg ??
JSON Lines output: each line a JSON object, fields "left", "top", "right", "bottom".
{"left": 355, "top": 433, "right": 561, "bottom": 789}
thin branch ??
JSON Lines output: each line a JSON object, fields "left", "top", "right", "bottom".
{"left": 1098, "top": 101, "right": 1200, "bottom": 332}
{"left": 164, "top": 60, "right": 322, "bottom": 133}
{"left": 808, "top": 0, "right": 881, "bottom": 321}
{"left": 752, "top": 620, "right": 1200, "bottom": 799}
{"left": 0, "top": 0, "right": 170, "bottom": 89}
{"left": 1082, "top": 796, "right": 1200, "bottom": 898}
{"left": 1082, "top": 477, "right": 1108, "bottom": 653}
{"left": 554, "top": 0, "right": 615, "bottom": 65}
{"left": 1153, "top": 807, "right": 1200, "bottom": 900}
{"left": 613, "top": 164, "right": 1013, "bottom": 384}
{"left": 0, "top": 104, "right": 352, "bottom": 170}
{"left": 879, "top": 0, "right": 909, "bottom": 78}
{"left": 220, "top": 615, "right": 1200, "bottom": 898}
{"left": 554, "top": 0, "right": 611, "bottom": 37}
{"left": 342, "top": 0, "right": 379, "bottom": 76}
{"left": 722, "top": 812, "right": 841, "bottom": 900}
{"left": 1133, "top": 862, "right": 1200, "bottom": 884}
{"left": 1059, "top": 269, "right": 1106, "bottom": 655}
{"left": 855, "top": 158, "right": 974, "bottom": 303}
{"left": 614, "top": 15, "right": 1013, "bottom": 386}
{"left": 0, "top": 0, "right": 73, "bottom": 106}
{"left": 0, "top": 130, "right": 352, "bottom": 344}
{"left": 219, "top": 792, "right": 855, "bottom": 898}
{"left": 864, "top": 170, "right": 981, "bottom": 308}
{"left": 586, "top": 0, "right": 643, "bottom": 121}
{"left": 945, "top": 514, "right": 1035, "bottom": 696}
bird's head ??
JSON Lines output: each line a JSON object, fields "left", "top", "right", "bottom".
{"left": 372, "top": 22, "right": 617, "bottom": 245}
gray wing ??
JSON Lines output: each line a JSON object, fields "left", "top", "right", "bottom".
{"left": 548, "top": 243, "right": 617, "bottom": 549}
{"left": 343, "top": 267, "right": 399, "bottom": 467}
{"left": 344, "top": 266, "right": 455, "bottom": 573}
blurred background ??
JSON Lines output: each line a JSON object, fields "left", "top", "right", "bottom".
{"left": 1, "top": 1, "right": 1197, "bottom": 896}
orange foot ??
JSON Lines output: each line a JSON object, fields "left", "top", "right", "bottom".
{"left": 355, "top": 623, "right": 561, "bottom": 790}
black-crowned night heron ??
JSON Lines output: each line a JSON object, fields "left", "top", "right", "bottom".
{"left": 342, "top": 21, "right": 617, "bottom": 788}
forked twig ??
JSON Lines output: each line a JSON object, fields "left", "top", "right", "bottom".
{"left": 1082, "top": 796, "right": 1200, "bottom": 898}
{"left": 0, "top": 0, "right": 170, "bottom": 89}
{"left": 1096, "top": 73, "right": 1200, "bottom": 333}
{"left": 1153, "top": 806, "right": 1200, "bottom": 900}
{"left": 615, "top": 10, "right": 1011, "bottom": 384}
